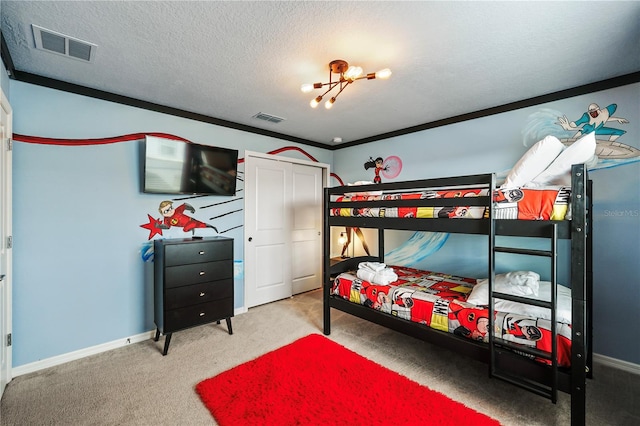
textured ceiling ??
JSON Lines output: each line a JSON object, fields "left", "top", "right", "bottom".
{"left": 2, "top": 1, "right": 640, "bottom": 147}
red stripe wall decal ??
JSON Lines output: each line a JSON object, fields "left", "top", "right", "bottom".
{"left": 12, "top": 132, "right": 191, "bottom": 146}
{"left": 12, "top": 133, "right": 344, "bottom": 185}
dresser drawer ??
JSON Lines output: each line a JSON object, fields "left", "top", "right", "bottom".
{"left": 164, "top": 240, "right": 232, "bottom": 266}
{"left": 165, "top": 299, "right": 234, "bottom": 332}
{"left": 165, "top": 260, "right": 232, "bottom": 288}
{"left": 165, "top": 279, "right": 233, "bottom": 310}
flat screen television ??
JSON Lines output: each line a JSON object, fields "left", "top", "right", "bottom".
{"left": 143, "top": 136, "right": 239, "bottom": 196}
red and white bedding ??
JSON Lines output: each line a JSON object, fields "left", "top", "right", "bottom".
{"left": 331, "top": 186, "right": 571, "bottom": 220}
{"left": 331, "top": 266, "right": 572, "bottom": 366}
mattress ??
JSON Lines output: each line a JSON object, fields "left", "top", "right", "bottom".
{"left": 331, "top": 186, "right": 571, "bottom": 220}
{"left": 331, "top": 266, "right": 572, "bottom": 366}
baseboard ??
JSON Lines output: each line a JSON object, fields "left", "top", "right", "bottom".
{"left": 593, "top": 353, "right": 640, "bottom": 375}
{"left": 11, "top": 331, "right": 155, "bottom": 378}
{"left": 13, "top": 324, "right": 636, "bottom": 379}
{"left": 12, "top": 307, "right": 249, "bottom": 378}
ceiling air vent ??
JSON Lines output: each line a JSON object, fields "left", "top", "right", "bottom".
{"left": 32, "top": 24, "right": 97, "bottom": 62}
{"left": 252, "top": 112, "right": 285, "bottom": 124}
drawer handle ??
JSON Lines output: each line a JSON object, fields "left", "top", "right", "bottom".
{"left": 199, "top": 271, "right": 205, "bottom": 276}
{"left": 199, "top": 312, "right": 205, "bottom": 317}
{"left": 199, "top": 251, "right": 205, "bottom": 255}
{"left": 199, "top": 292, "right": 205, "bottom": 297}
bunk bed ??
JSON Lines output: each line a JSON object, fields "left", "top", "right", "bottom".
{"left": 323, "top": 163, "right": 592, "bottom": 426}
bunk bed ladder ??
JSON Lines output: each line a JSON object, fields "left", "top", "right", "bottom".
{"left": 489, "top": 223, "right": 559, "bottom": 403}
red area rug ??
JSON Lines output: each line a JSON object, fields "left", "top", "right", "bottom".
{"left": 196, "top": 334, "right": 500, "bottom": 425}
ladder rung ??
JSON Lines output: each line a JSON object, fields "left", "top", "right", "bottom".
{"left": 493, "top": 337, "right": 552, "bottom": 360}
{"left": 495, "top": 246, "right": 552, "bottom": 257}
{"left": 492, "top": 370, "right": 554, "bottom": 400}
{"left": 492, "top": 291, "right": 553, "bottom": 309}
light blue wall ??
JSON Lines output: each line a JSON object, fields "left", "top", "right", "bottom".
{"left": 333, "top": 83, "right": 640, "bottom": 364}
{"left": 1, "top": 62, "right": 8, "bottom": 96}
{"left": 9, "top": 81, "right": 332, "bottom": 367}
{"left": 9, "top": 78, "right": 639, "bottom": 367}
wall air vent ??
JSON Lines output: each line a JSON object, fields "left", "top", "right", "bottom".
{"left": 252, "top": 112, "right": 285, "bottom": 124}
{"left": 32, "top": 24, "right": 97, "bottom": 63}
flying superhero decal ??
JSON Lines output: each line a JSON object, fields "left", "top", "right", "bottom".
{"left": 363, "top": 155, "right": 403, "bottom": 183}
{"left": 555, "top": 102, "right": 640, "bottom": 159}
{"left": 364, "top": 157, "right": 386, "bottom": 183}
{"left": 557, "top": 102, "right": 628, "bottom": 142}
{"left": 140, "top": 201, "right": 218, "bottom": 240}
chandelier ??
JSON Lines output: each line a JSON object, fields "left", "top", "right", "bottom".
{"left": 301, "top": 59, "right": 391, "bottom": 109}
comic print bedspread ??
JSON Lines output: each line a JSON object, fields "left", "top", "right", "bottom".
{"left": 331, "top": 266, "right": 572, "bottom": 367}
{"left": 331, "top": 186, "right": 571, "bottom": 221}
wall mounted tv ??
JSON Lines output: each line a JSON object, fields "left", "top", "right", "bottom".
{"left": 143, "top": 136, "right": 239, "bottom": 196}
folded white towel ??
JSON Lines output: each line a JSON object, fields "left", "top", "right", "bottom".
{"left": 474, "top": 271, "right": 540, "bottom": 298}
{"left": 358, "top": 262, "right": 387, "bottom": 272}
{"left": 501, "top": 271, "right": 540, "bottom": 296}
{"left": 357, "top": 267, "right": 398, "bottom": 285}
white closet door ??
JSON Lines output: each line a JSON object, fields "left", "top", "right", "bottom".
{"left": 245, "top": 156, "right": 293, "bottom": 308}
{"left": 291, "top": 163, "right": 322, "bottom": 294}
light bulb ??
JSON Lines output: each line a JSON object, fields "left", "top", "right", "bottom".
{"left": 345, "top": 66, "right": 363, "bottom": 80}
{"left": 375, "top": 68, "right": 392, "bottom": 79}
{"left": 300, "top": 83, "right": 314, "bottom": 93}
{"left": 325, "top": 98, "right": 335, "bottom": 109}
{"left": 310, "top": 96, "right": 322, "bottom": 108}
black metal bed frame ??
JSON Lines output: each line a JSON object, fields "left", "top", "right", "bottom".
{"left": 323, "top": 164, "right": 592, "bottom": 426}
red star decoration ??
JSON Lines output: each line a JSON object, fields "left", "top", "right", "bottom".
{"left": 140, "top": 214, "right": 164, "bottom": 240}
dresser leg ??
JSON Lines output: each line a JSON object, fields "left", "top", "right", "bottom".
{"left": 226, "top": 317, "right": 233, "bottom": 335}
{"left": 162, "top": 333, "right": 172, "bottom": 356}
{"left": 153, "top": 328, "right": 160, "bottom": 342}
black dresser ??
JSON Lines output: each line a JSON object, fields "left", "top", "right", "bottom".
{"left": 153, "top": 237, "right": 234, "bottom": 355}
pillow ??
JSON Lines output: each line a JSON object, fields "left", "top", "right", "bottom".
{"left": 467, "top": 271, "right": 540, "bottom": 306}
{"left": 525, "top": 131, "right": 596, "bottom": 187}
{"left": 501, "top": 136, "right": 565, "bottom": 189}
{"left": 345, "top": 181, "right": 383, "bottom": 196}
{"left": 497, "top": 282, "right": 572, "bottom": 323}
{"left": 467, "top": 277, "right": 572, "bottom": 324}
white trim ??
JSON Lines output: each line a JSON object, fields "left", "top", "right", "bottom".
{"left": 593, "top": 353, "right": 640, "bottom": 375}
{"left": 0, "top": 87, "right": 13, "bottom": 399}
{"left": 10, "top": 328, "right": 640, "bottom": 378}
{"left": 243, "top": 149, "right": 330, "bottom": 171}
{"left": 12, "top": 307, "right": 248, "bottom": 377}
{"left": 11, "top": 331, "right": 154, "bottom": 377}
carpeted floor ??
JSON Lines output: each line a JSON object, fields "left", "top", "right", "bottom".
{"left": 1, "top": 289, "right": 639, "bottom": 425}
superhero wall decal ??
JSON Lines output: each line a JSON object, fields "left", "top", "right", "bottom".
{"left": 364, "top": 155, "right": 402, "bottom": 183}
{"left": 140, "top": 201, "right": 218, "bottom": 240}
{"left": 526, "top": 102, "right": 638, "bottom": 161}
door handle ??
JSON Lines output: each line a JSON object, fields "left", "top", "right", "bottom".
{"left": 248, "top": 237, "right": 253, "bottom": 242}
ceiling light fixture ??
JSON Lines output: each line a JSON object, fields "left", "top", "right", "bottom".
{"left": 301, "top": 59, "right": 391, "bottom": 109}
